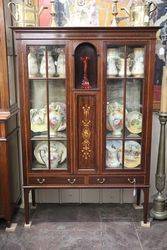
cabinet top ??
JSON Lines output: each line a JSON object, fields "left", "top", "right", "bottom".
{"left": 12, "top": 26, "right": 160, "bottom": 40}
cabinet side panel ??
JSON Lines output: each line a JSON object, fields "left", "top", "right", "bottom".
{"left": 76, "top": 95, "right": 97, "bottom": 172}
{"left": 8, "top": 131, "right": 21, "bottom": 204}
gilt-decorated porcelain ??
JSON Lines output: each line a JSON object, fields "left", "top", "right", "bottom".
{"left": 48, "top": 102, "right": 66, "bottom": 135}
{"left": 126, "top": 111, "right": 142, "bottom": 134}
{"left": 107, "top": 102, "right": 127, "bottom": 136}
{"left": 30, "top": 108, "right": 47, "bottom": 132}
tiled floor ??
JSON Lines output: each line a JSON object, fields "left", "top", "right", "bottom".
{"left": 0, "top": 204, "right": 167, "bottom": 250}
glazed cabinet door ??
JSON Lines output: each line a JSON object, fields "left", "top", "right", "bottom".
{"left": 104, "top": 42, "right": 149, "bottom": 172}
{"left": 23, "top": 42, "right": 71, "bottom": 173}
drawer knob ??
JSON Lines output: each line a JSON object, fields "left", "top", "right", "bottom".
{"left": 97, "top": 178, "right": 106, "bottom": 184}
{"left": 67, "top": 178, "right": 76, "bottom": 184}
{"left": 128, "top": 177, "right": 136, "bottom": 184}
{"left": 37, "top": 178, "right": 46, "bottom": 184}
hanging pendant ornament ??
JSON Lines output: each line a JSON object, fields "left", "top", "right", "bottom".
{"left": 50, "top": 0, "right": 57, "bottom": 27}
{"left": 81, "top": 56, "right": 91, "bottom": 89}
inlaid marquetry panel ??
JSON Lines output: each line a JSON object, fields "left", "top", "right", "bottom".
{"left": 76, "top": 95, "right": 97, "bottom": 173}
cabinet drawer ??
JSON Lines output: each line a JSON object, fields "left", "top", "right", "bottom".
{"left": 28, "top": 176, "right": 85, "bottom": 186}
{"left": 89, "top": 176, "right": 144, "bottom": 186}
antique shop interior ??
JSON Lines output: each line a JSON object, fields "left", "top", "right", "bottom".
{"left": 0, "top": 0, "right": 167, "bottom": 249}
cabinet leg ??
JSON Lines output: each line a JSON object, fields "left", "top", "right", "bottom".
{"left": 136, "top": 189, "right": 141, "bottom": 206}
{"left": 24, "top": 188, "right": 30, "bottom": 225}
{"left": 6, "top": 220, "right": 11, "bottom": 228}
{"left": 143, "top": 188, "right": 149, "bottom": 224}
{"left": 31, "top": 189, "right": 36, "bottom": 207}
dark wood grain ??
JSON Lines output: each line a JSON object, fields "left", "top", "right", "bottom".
{"left": 0, "top": 0, "right": 21, "bottom": 226}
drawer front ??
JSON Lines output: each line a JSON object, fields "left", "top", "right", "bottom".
{"left": 89, "top": 176, "right": 145, "bottom": 185}
{"left": 28, "top": 176, "right": 85, "bottom": 186}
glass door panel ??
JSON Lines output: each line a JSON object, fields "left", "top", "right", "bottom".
{"left": 49, "top": 141, "right": 67, "bottom": 170}
{"left": 124, "top": 140, "right": 141, "bottom": 169}
{"left": 125, "top": 79, "right": 143, "bottom": 138}
{"left": 29, "top": 80, "right": 48, "bottom": 139}
{"left": 107, "top": 46, "right": 125, "bottom": 78}
{"left": 28, "top": 45, "right": 67, "bottom": 170}
{"left": 126, "top": 46, "right": 144, "bottom": 78}
{"left": 106, "top": 79, "right": 124, "bottom": 139}
{"left": 48, "top": 80, "right": 66, "bottom": 139}
{"left": 106, "top": 140, "right": 123, "bottom": 169}
{"left": 32, "top": 141, "right": 49, "bottom": 170}
{"left": 105, "top": 45, "right": 145, "bottom": 170}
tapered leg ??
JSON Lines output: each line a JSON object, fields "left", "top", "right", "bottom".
{"left": 31, "top": 189, "right": 36, "bottom": 207}
{"left": 24, "top": 188, "right": 30, "bottom": 225}
{"left": 143, "top": 188, "right": 149, "bottom": 224}
{"left": 6, "top": 220, "right": 11, "bottom": 228}
{"left": 136, "top": 189, "right": 141, "bottom": 206}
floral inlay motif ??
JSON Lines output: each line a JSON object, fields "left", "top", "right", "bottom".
{"left": 81, "top": 105, "right": 91, "bottom": 160}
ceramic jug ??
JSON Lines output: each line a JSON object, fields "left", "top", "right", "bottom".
{"left": 121, "top": 0, "right": 157, "bottom": 26}
{"left": 8, "top": 0, "right": 48, "bottom": 27}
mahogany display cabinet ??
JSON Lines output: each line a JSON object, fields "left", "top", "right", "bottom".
{"left": 0, "top": 0, "right": 21, "bottom": 227}
{"left": 13, "top": 27, "right": 158, "bottom": 225}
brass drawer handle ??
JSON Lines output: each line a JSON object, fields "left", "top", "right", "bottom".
{"left": 67, "top": 178, "right": 76, "bottom": 184}
{"left": 97, "top": 178, "right": 106, "bottom": 184}
{"left": 37, "top": 178, "right": 46, "bottom": 184}
{"left": 128, "top": 178, "right": 136, "bottom": 184}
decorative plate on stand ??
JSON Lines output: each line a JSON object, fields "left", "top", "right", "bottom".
{"left": 34, "top": 141, "right": 67, "bottom": 169}
{"left": 126, "top": 111, "right": 142, "bottom": 134}
{"left": 124, "top": 141, "right": 141, "bottom": 168}
{"left": 106, "top": 140, "right": 122, "bottom": 168}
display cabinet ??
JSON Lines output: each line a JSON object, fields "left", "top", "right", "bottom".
{"left": 0, "top": 0, "right": 21, "bottom": 227}
{"left": 13, "top": 27, "right": 158, "bottom": 225}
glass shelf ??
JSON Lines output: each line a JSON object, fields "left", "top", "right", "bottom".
{"left": 29, "top": 77, "right": 66, "bottom": 80}
{"left": 31, "top": 135, "right": 67, "bottom": 141}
